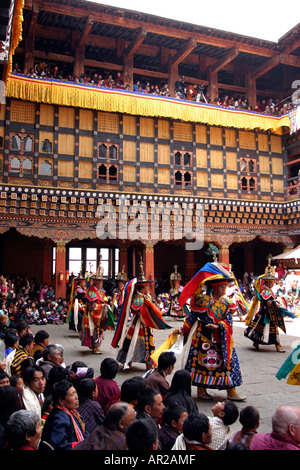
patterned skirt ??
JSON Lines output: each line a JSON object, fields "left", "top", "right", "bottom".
{"left": 184, "top": 322, "right": 243, "bottom": 390}
{"left": 117, "top": 317, "right": 155, "bottom": 365}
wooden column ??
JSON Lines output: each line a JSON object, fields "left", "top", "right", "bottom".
{"left": 123, "top": 53, "right": 134, "bottom": 91}
{"left": 218, "top": 244, "right": 230, "bottom": 269}
{"left": 244, "top": 246, "right": 254, "bottom": 275}
{"left": 185, "top": 250, "right": 196, "bottom": 280}
{"left": 245, "top": 69, "right": 257, "bottom": 109}
{"left": 24, "top": 3, "right": 39, "bottom": 71}
{"left": 42, "top": 243, "right": 53, "bottom": 286}
{"left": 73, "top": 45, "right": 85, "bottom": 78}
{"left": 119, "top": 244, "right": 128, "bottom": 272}
{"left": 55, "top": 241, "right": 67, "bottom": 299}
{"left": 168, "top": 60, "right": 177, "bottom": 98}
{"left": 207, "top": 65, "right": 218, "bottom": 103}
{"left": 143, "top": 242, "right": 156, "bottom": 296}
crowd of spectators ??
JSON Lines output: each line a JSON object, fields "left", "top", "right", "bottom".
{"left": 0, "top": 274, "right": 68, "bottom": 330}
{"left": 1, "top": 331, "right": 300, "bottom": 450}
{"left": 12, "top": 62, "right": 296, "bottom": 116}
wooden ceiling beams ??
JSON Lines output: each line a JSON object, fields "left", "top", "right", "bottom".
{"left": 35, "top": 0, "right": 279, "bottom": 58}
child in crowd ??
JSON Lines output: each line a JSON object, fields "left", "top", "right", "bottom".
{"left": 209, "top": 400, "right": 239, "bottom": 450}
{"left": 229, "top": 405, "right": 260, "bottom": 449}
{"left": 9, "top": 375, "right": 24, "bottom": 409}
{"left": 0, "top": 370, "right": 10, "bottom": 387}
{"left": 94, "top": 357, "right": 121, "bottom": 413}
{"left": 158, "top": 404, "right": 188, "bottom": 450}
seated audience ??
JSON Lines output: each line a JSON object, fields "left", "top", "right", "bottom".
{"left": 159, "top": 404, "right": 188, "bottom": 450}
{"left": 22, "top": 365, "right": 46, "bottom": 423}
{"left": 77, "top": 378, "right": 105, "bottom": 434}
{"left": 7, "top": 409, "right": 42, "bottom": 450}
{"left": 172, "top": 411, "right": 212, "bottom": 450}
{"left": 36, "top": 344, "right": 62, "bottom": 380}
{"left": 0, "top": 385, "right": 21, "bottom": 449}
{"left": 145, "top": 351, "right": 176, "bottom": 398}
{"left": 126, "top": 418, "right": 158, "bottom": 450}
{"left": 250, "top": 405, "right": 300, "bottom": 450}
{"left": 73, "top": 402, "right": 136, "bottom": 450}
{"left": 230, "top": 405, "right": 260, "bottom": 449}
{"left": 163, "top": 369, "right": 198, "bottom": 414}
{"left": 41, "top": 379, "right": 86, "bottom": 450}
{"left": 209, "top": 400, "right": 239, "bottom": 450}
{"left": 94, "top": 357, "right": 121, "bottom": 412}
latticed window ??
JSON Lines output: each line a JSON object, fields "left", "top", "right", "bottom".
{"left": 10, "top": 133, "right": 34, "bottom": 153}
{"left": 98, "top": 142, "right": 119, "bottom": 161}
{"left": 24, "top": 136, "right": 33, "bottom": 152}
{"left": 23, "top": 158, "right": 33, "bottom": 174}
{"left": 9, "top": 156, "right": 33, "bottom": 175}
{"left": 241, "top": 176, "right": 257, "bottom": 192}
{"left": 11, "top": 134, "right": 21, "bottom": 151}
{"left": 109, "top": 145, "right": 117, "bottom": 160}
{"left": 10, "top": 156, "right": 21, "bottom": 172}
{"left": 174, "top": 170, "right": 192, "bottom": 188}
{"left": 41, "top": 139, "right": 52, "bottom": 153}
{"left": 40, "top": 159, "right": 53, "bottom": 176}
{"left": 99, "top": 144, "right": 107, "bottom": 159}
{"left": 98, "top": 164, "right": 107, "bottom": 180}
{"left": 240, "top": 156, "right": 257, "bottom": 173}
{"left": 174, "top": 150, "right": 192, "bottom": 167}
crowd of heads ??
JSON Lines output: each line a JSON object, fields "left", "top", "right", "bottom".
{"left": 12, "top": 63, "right": 296, "bottom": 116}
{"left": 0, "top": 274, "right": 68, "bottom": 333}
{"left": 1, "top": 325, "right": 300, "bottom": 451}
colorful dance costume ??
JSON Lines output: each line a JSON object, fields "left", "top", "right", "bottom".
{"left": 112, "top": 256, "right": 171, "bottom": 369}
{"left": 167, "top": 266, "right": 189, "bottom": 319}
{"left": 80, "top": 258, "right": 114, "bottom": 354}
{"left": 178, "top": 258, "right": 246, "bottom": 400}
{"left": 67, "top": 275, "right": 87, "bottom": 332}
{"left": 180, "top": 289, "right": 243, "bottom": 390}
{"left": 244, "top": 260, "right": 294, "bottom": 351}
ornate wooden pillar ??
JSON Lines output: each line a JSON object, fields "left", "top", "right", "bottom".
{"left": 246, "top": 68, "right": 257, "bottom": 109}
{"left": 143, "top": 242, "right": 156, "bottom": 296}
{"left": 24, "top": 3, "right": 39, "bottom": 72}
{"left": 119, "top": 243, "right": 128, "bottom": 273}
{"left": 55, "top": 241, "right": 67, "bottom": 299}
{"left": 218, "top": 244, "right": 230, "bottom": 268}
{"left": 42, "top": 242, "right": 53, "bottom": 286}
{"left": 123, "top": 53, "right": 133, "bottom": 90}
{"left": 207, "top": 65, "right": 218, "bottom": 103}
{"left": 244, "top": 246, "right": 254, "bottom": 274}
{"left": 185, "top": 249, "right": 196, "bottom": 280}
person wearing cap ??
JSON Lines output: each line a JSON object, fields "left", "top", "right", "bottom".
{"left": 244, "top": 259, "right": 294, "bottom": 353}
{"left": 112, "top": 266, "right": 128, "bottom": 321}
{"left": 167, "top": 266, "right": 189, "bottom": 320}
{"left": 112, "top": 254, "right": 171, "bottom": 370}
{"left": 174, "top": 259, "right": 246, "bottom": 402}
{"left": 67, "top": 265, "right": 87, "bottom": 333}
{"left": 80, "top": 258, "right": 109, "bottom": 354}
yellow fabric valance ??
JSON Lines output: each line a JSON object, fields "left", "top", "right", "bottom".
{"left": 4, "top": 0, "right": 24, "bottom": 82}
{"left": 6, "top": 74, "right": 290, "bottom": 134}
